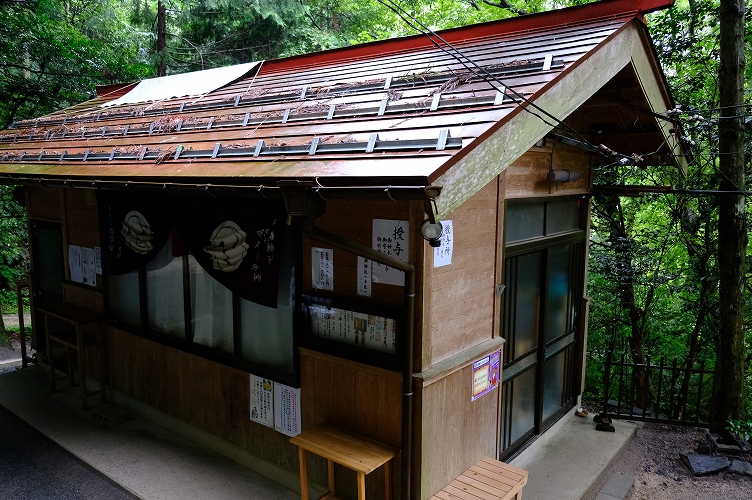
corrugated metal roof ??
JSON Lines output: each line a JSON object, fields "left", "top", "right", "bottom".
{"left": 0, "top": 0, "right": 681, "bottom": 208}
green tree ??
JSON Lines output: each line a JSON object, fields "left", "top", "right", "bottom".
{"left": 0, "top": 0, "right": 151, "bottom": 127}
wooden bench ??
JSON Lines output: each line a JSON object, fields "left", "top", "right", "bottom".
{"left": 290, "top": 423, "right": 398, "bottom": 500}
{"left": 430, "top": 457, "right": 528, "bottom": 500}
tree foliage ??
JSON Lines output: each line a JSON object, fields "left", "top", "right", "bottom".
{"left": 0, "top": 0, "right": 152, "bottom": 128}
{"left": 586, "top": 0, "right": 752, "bottom": 418}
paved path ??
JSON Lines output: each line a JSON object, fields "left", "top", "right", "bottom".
{"left": 0, "top": 404, "right": 137, "bottom": 500}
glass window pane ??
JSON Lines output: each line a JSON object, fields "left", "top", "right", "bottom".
{"left": 34, "top": 224, "right": 64, "bottom": 296}
{"left": 546, "top": 245, "right": 571, "bottom": 343}
{"left": 146, "top": 238, "right": 185, "bottom": 337}
{"left": 190, "top": 256, "right": 233, "bottom": 353}
{"left": 511, "top": 252, "right": 542, "bottom": 359}
{"left": 240, "top": 228, "right": 294, "bottom": 374}
{"left": 107, "top": 271, "right": 140, "bottom": 326}
{"left": 546, "top": 198, "right": 581, "bottom": 235}
{"left": 542, "top": 350, "right": 566, "bottom": 421}
{"left": 505, "top": 202, "right": 544, "bottom": 243}
{"left": 509, "top": 367, "right": 536, "bottom": 444}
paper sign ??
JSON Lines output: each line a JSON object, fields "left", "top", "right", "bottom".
{"left": 471, "top": 350, "right": 501, "bottom": 401}
{"left": 357, "top": 256, "right": 372, "bottom": 297}
{"left": 82, "top": 247, "right": 96, "bottom": 285}
{"left": 274, "top": 383, "right": 301, "bottom": 437}
{"left": 94, "top": 246, "right": 102, "bottom": 275}
{"left": 68, "top": 245, "right": 83, "bottom": 283}
{"left": 250, "top": 375, "right": 275, "bottom": 428}
{"left": 309, "top": 304, "right": 396, "bottom": 354}
{"left": 372, "top": 219, "right": 409, "bottom": 286}
{"left": 433, "top": 220, "right": 453, "bottom": 268}
{"left": 312, "top": 247, "right": 334, "bottom": 291}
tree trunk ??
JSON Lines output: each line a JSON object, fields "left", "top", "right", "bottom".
{"left": 601, "top": 195, "right": 653, "bottom": 410}
{"left": 713, "top": 0, "right": 747, "bottom": 424}
{"left": 157, "top": 1, "right": 166, "bottom": 77}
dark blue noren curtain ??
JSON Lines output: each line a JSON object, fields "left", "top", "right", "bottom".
{"left": 99, "top": 193, "right": 286, "bottom": 308}
{"left": 98, "top": 191, "right": 175, "bottom": 275}
{"left": 178, "top": 197, "right": 286, "bottom": 308}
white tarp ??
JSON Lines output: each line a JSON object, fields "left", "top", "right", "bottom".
{"left": 101, "top": 61, "right": 262, "bottom": 107}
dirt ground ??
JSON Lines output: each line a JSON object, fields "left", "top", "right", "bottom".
{"left": 589, "top": 422, "right": 752, "bottom": 500}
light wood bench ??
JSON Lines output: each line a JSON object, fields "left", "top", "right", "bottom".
{"left": 430, "top": 457, "right": 528, "bottom": 500}
{"left": 290, "top": 423, "right": 398, "bottom": 500}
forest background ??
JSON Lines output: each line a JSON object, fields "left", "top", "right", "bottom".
{"left": 0, "top": 0, "right": 750, "bottom": 421}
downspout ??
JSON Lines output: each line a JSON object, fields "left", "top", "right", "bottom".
{"left": 302, "top": 223, "right": 414, "bottom": 500}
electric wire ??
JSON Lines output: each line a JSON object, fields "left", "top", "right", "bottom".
{"left": 377, "top": 0, "right": 751, "bottom": 198}
{"left": 375, "top": 0, "right": 621, "bottom": 160}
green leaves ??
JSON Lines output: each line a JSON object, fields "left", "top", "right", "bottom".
{"left": 0, "top": 0, "right": 150, "bottom": 127}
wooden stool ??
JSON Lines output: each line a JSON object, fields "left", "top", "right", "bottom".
{"left": 290, "top": 423, "right": 398, "bottom": 500}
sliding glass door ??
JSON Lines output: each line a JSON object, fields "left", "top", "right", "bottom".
{"left": 499, "top": 198, "right": 586, "bottom": 459}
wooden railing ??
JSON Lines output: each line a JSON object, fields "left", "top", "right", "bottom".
{"left": 600, "top": 350, "right": 717, "bottom": 426}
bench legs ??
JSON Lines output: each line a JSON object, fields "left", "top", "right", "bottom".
{"left": 357, "top": 472, "right": 365, "bottom": 500}
{"left": 328, "top": 459, "right": 336, "bottom": 498}
{"left": 298, "top": 448, "right": 309, "bottom": 500}
{"left": 296, "top": 446, "right": 392, "bottom": 500}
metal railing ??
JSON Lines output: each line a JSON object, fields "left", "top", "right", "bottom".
{"left": 600, "top": 350, "right": 717, "bottom": 426}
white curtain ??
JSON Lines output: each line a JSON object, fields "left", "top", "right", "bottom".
{"left": 190, "top": 256, "right": 234, "bottom": 352}
{"left": 240, "top": 231, "right": 294, "bottom": 374}
{"left": 107, "top": 271, "right": 140, "bottom": 326}
{"left": 146, "top": 239, "right": 185, "bottom": 337}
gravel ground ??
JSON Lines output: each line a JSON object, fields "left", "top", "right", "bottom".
{"left": 588, "top": 422, "right": 752, "bottom": 500}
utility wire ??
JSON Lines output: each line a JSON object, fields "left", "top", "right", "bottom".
{"left": 375, "top": 0, "right": 625, "bottom": 161}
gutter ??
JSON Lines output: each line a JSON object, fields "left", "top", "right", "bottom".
{"left": 302, "top": 223, "right": 415, "bottom": 500}
{"left": 0, "top": 175, "right": 440, "bottom": 202}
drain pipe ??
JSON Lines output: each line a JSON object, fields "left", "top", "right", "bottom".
{"left": 303, "top": 223, "right": 415, "bottom": 500}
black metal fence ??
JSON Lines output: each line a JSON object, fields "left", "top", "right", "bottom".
{"left": 600, "top": 350, "right": 717, "bottom": 426}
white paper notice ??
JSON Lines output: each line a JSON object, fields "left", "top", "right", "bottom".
{"left": 312, "top": 247, "right": 334, "bottom": 291}
{"left": 82, "top": 247, "right": 96, "bottom": 285}
{"left": 372, "top": 219, "right": 409, "bottom": 286}
{"left": 433, "top": 220, "right": 453, "bottom": 268}
{"left": 274, "top": 384, "right": 301, "bottom": 437}
{"left": 68, "top": 245, "right": 83, "bottom": 283}
{"left": 249, "top": 375, "right": 275, "bottom": 428}
{"left": 357, "top": 256, "right": 371, "bottom": 297}
{"left": 94, "top": 246, "right": 102, "bottom": 275}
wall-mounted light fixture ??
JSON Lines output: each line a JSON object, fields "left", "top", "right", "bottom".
{"left": 547, "top": 169, "right": 582, "bottom": 183}
{"left": 420, "top": 219, "right": 443, "bottom": 247}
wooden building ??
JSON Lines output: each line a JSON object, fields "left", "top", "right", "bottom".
{"left": 0, "top": 1, "right": 685, "bottom": 498}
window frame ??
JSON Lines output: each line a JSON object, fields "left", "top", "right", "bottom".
{"left": 299, "top": 293, "right": 404, "bottom": 371}
{"left": 103, "top": 221, "right": 302, "bottom": 387}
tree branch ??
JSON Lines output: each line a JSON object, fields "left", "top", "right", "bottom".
{"left": 481, "top": 0, "right": 528, "bottom": 16}
{"left": 0, "top": 63, "right": 99, "bottom": 79}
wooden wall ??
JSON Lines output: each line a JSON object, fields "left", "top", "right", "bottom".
{"left": 414, "top": 361, "right": 500, "bottom": 500}
{"left": 413, "top": 140, "right": 592, "bottom": 498}
{"left": 423, "top": 179, "right": 499, "bottom": 367}
{"left": 505, "top": 139, "right": 590, "bottom": 199}
{"left": 105, "top": 326, "right": 300, "bottom": 472}
{"left": 413, "top": 177, "right": 503, "bottom": 499}
{"left": 300, "top": 348, "right": 402, "bottom": 500}
{"left": 303, "top": 198, "right": 415, "bottom": 307}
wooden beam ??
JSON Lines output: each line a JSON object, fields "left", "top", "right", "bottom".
{"left": 432, "top": 23, "right": 641, "bottom": 219}
{"left": 629, "top": 27, "right": 688, "bottom": 175}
